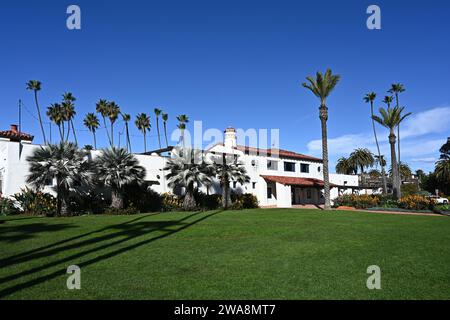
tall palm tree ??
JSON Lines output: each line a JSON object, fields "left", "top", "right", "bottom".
{"left": 135, "top": 113, "right": 151, "bottom": 152}
{"left": 435, "top": 157, "right": 450, "bottom": 187}
{"left": 382, "top": 95, "right": 394, "bottom": 108}
{"left": 364, "top": 92, "right": 387, "bottom": 194}
{"left": 96, "top": 99, "right": 112, "bottom": 146}
{"left": 26, "top": 80, "right": 47, "bottom": 144}
{"left": 374, "top": 155, "right": 387, "bottom": 168}
{"left": 389, "top": 162, "right": 412, "bottom": 181}
{"left": 26, "top": 142, "right": 91, "bottom": 216}
{"left": 154, "top": 108, "right": 162, "bottom": 149}
{"left": 211, "top": 153, "right": 250, "bottom": 209}
{"left": 335, "top": 157, "right": 356, "bottom": 175}
{"left": 302, "top": 69, "right": 340, "bottom": 210}
{"left": 107, "top": 102, "right": 120, "bottom": 147}
{"left": 94, "top": 148, "right": 146, "bottom": 209}
{"left": 83, "top": 113, "right": 100, "bottom": 149}
{"left": 62, "top": 92, "right": 77, "bottom": 144}
{"left": 164, "top": 147, "right": 212, "bottom": 210}
{"left": 162, "top": 113, "right": 169, "bottom": 147}
{"left": 349, "top": 148, "right": 375, "bottom": 174}
{"left": 372, "top": 106, "right": 411, "bottom": 199}
{"left": 176, "top": 115, "right": 189, "bottom": 147}
{"left": 122, "top": 113, "right": 132, "bottom": 153}
{"left": 47, "top": 103, "right": 64, "bottom": 142}
{"left": 388, "top": 84, "right": 406, "bottom": 169}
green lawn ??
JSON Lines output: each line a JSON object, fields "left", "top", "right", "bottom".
{"left": 1, "top": 209, "right": 450, "bottom": 300}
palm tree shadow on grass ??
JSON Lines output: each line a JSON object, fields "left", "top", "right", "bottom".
{"left": 0, "top": 210, "right": 224, "bottom": 298}
{"left": 0, "top": 223, "right": 77, "bottom": 243}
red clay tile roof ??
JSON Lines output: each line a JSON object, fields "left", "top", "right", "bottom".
{"left": 261, "top": 175, "right": 337, "bottom": 187}
{"left": 236, "top": 145, "right": 322, "bottom": 162}
{"left": 0, "top": 125, "right": 34, "bottom": 142}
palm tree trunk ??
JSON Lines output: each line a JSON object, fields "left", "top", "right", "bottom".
{"left": 111, "top": 190, "right": 123, "bottom": 209}
{"left": 164, "top": 122, "right": 169, "bottom": 147}
{"left": 126, "top": 123, "right": 131, "bottom": 153}
{"left": 71, "top": 120, "right": 78, "bottom": 145}
{"left": 371, "top": 103, "right": 387, "bottom": 194}
{"left": 143, "top": 132, "right": 147, "bottom": 153}
{"left": 156, "top": 118, "right": 161, "bottom": 149}
{"left": 34, "top": 91, "right": 47, "bottom": 144}
{"left": 110, "top": 121, "right": 114, "bottom": 147}
{"left": 58, "top": 124, "right": 64, "bottom": 143}
{"left": 389, "top": 132, "right": 400, "bottom": 199}
{"left": 93, "top": 131, "right": 97, "bottom": 149}
{"left": 183, "top": 188, "right": 196, "bottom": 211}
{"left": 102, "top": 116, "right": 112, "bottom": 146}
{"left": 319, "top": 106, "right": 331, "bottom": 210}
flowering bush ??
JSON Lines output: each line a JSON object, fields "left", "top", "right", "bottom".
{"left": 161, "top": 193, "right": 183, "bottom": 212}
{"left": 0, "top": 197, "right": 18, "bottom": 216}
{"left": 13, "top": 188, "right": 57, "bottom": 216}
{"left": 231, "top": 193, "right": 259, "bottom": 210}
{"left": 334, "top": 194, "right": 380, "bottom": 209}
{"left": 398, "top": 195, "right": 434, "bottom": 211}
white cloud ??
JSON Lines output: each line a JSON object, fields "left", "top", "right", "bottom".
{"left": 401, "top": 107, "right": 450, "bottom": 139}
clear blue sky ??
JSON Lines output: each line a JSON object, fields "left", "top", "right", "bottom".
{"left": 1, "top": 0, "right": 449, "bottom": 172}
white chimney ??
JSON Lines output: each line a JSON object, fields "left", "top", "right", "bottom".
{"left": 224, "top": 127, "right": 237, "bottom": 149}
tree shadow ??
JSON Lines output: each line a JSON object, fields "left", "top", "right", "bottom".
{"left": 0, "top": 223, "right": 77, "bottom": 243}
{"left": 0, "top": 210, "right": 223, "bottom": 298}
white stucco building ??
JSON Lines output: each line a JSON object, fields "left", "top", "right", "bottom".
{"left": 0, "top": 125, "right": 365, "bottom": 208}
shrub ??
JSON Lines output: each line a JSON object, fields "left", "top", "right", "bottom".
{"left": 194, "top": 191, "right": 222, "bottom": 210}
{"left": 161, "top": 193, "right": 183, "bottom": 212}
{"left": 401, "top": 184, "right": 419, "bottom": 196}
{"left": 123, "top": 183, "right": 162, "bottom": 213}
{"left": 13, "top": 188, "right": 57, "bottom": 216}
{"left": 376, "top": 195, "right": 399, "bottom": 208}
{"left": 434, "top": 204, "right": 450, "bottom": 212}
{"left": 103, "top": 206, "right": 138, "bottom": 215}
{"left": 0, "top": 197, "right": 18, "bottom": 216}
{"left": 231, "top": 193, "right": 259, "bottom": 210}
{"left": 334, "top": 194, "right": 379, "bottom": 209}
{"left": 67, "top": 191, "right": 108, "bottom": 215}
{"left": 398, "top": 195, "right": 434, "bottom": 211}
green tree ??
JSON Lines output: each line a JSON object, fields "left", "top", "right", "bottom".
{"left": 162, "top": 113, "right": 169, "bottom": 147}
{"left": 107, "top": 102, "right": 120, "bottom": 147}
{"left": 154, "top": 108, "right": 162, "bottom": 149}
{"left": 122, "top": 113, "right": 132, "bottom": 153}
{"left": 302, "top": 69, "right": 341, "bottom": 210}
{"left": 26, "top": 142, "right": 91, "bottom": 216}
{"left": 83, "top": 113, "right": 100, "bottom": 149}
{"left": 335, "top": 157, "right": 356, "bottom": 175}
{"left": 388, "top": 84, "right": 406, "bottom": 170}
{"left": 61, "top": 93, "right": 77, "bottom": 144}
{"left": 176, "top": 115, "right": 189, "bottom": 148}
{"left": 135, "top": 113, "right": 151, "bottom": 152}
{"left": 94, "top": 148, "right": 146, "bottom": 209}
{"left": 364, "top": 92, "right": 387, "bottom": 194}
{"left": 349, "top": 148, "right": 375, "bottom": 174}
{"left": 164, "top": 148, "right": 213, "bottom": 210}
{"left": 372, "top": 106, "right": 411, "bottom": 199}
{"left": 47, "top": 103, "right": 64, "bottom": 142}
{"left": 26, "top": 80, "right": 47, "bottom": 144}
{"left": 96, "top": 99, "right": 112, "bottom": 146}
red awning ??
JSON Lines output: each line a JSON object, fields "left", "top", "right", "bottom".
{"left": 261, "top": 175, "right": 337, "bottom": 188}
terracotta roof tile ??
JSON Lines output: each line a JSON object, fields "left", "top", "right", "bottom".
{"left": 236, "top": 145, "right": 322, "bottom": 162}
{"left": 261, "top": 175, "right": 337, "bottom": 187}
{"left": 0, "top": 125, "right": 34, "bottom": 142}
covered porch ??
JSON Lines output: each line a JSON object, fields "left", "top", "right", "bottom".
{"left": 261, "top": 175, "right": 336, "bottom": 208}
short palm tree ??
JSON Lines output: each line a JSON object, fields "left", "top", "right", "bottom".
{"left": 47, "top": 103, "right": 64, "bottom": 142}
{"left": 135, "top": 113, "right": 151, "bottom": 152}
{"left": 349, "top": 148, "right": 375, "bottom": 174}
{"left": 107, "top": 102, "right": 120, "bottom": 147}
{"left": 83, "top": 113, "right": 100, "bottom": 149}
{"left": 176, "top": 115, "right": 189, "bottom": 147}
{"left": 94, "top": 148, "right": 146, "bottom": 209}
{"left": 388, "top": 84, "right": 406, "bottom": 170}
{"left": 154, "top": 108, "right": 162, "bottom": 149}
{"left": 435, "top": 157, "right": 450, "bottom": 186}
{"left": 210, "top": 153, "right": 250, "bottom": 209}
{"left": 302, "top": 69, "right": 340, "bottom": 210}
{"left": 122, "top": 113, "right": 132, "bottom": 152}
{"left": 364, "top": 92, "right": 387, "bottom": 194}
{"left": 162, "top": 113, "right": 169, "bottom": 147}
{"left": 335, "top": 157, "right": 356, "bottom": 175}
{"left": 372, "top": 106, "right": 411, "bottom": 198}
{"left": 96, "top": 99, "right": 112, "bottom": 146}
{"left": 164, "top": 147, "right": 212, "bottom": 210}
{"left": 26, "top": 142, "right": 91, "bottom": 216}
{"left": 26, "top": 80, "right": 47, "bottom": 144}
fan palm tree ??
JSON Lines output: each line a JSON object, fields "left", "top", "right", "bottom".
{"left": 135, "top": 113, "right": 151, "bottom": 152}
{"left": 96, "top": 99, "right": 112, "bottom": 146}
{"left": 302, "top": 69, "right": 341, "bottom": 210}
{"left": 94, "top": 148, "right": 146, "bottom": 209}
{"left": 388, "top": 84, "right": 406, "bottom": 169}
{"left": 26, "top": 142, "right": 91, "bottom": 216}
{"left": 364, "top": 92, "right": 387, "bottom": 194}
{"left": 176, "top": 115, "right": 189, "bottom": 147}
{"left": 162, "top": 113, "right": 169, "bottom": 147}
{"left": 62, "top": 92, "right": 77, "bottom": 144}
{"left": 349, "top": 148, "right": 375, "bottom": 174}
{"left": 47, "top": 103, "right": 64, "bottom": 142}
{"left": 26, "top": 80, "right": 47, "bottom": 144}
{"left": 372, "top": 106, "right": 412, "bottom": 198}
{"left": 107, "top": 102, "right": 120, "bottom": 147}
{"left": 83, "top": 113, "right": 100, "bottom": 149}
{"left": 154, "top": 108, "right": 162, "bottom": 149}
{"left": 335, "top": 157, "right": 356, "bottom": 175}
{"left": 210, "top": 153, "right": 250, "bottom": 209}
{"left": 122, "top": 113, "right": 132, "bottom": 152}
{"left": 164, "top": 147, "right": 213, "bottom": 210}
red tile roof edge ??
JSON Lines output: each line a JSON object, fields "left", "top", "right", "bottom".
{"left": 261, "top": 175, "right": 337, "bottom": 187}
